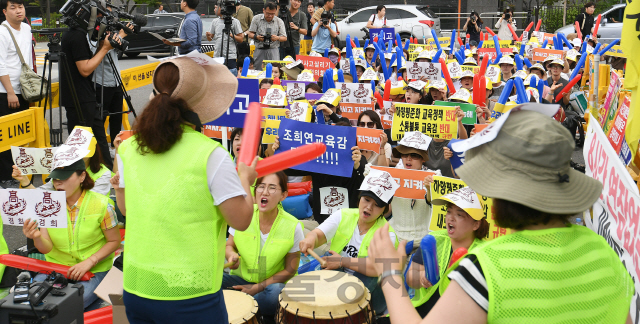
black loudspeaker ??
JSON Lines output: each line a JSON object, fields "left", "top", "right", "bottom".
{"left": 0, "top": 284, "right": 84, "bottom": 324}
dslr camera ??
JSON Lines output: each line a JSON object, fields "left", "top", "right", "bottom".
{"left": 321, "top": 11, "right": 331, "bottom": 27}
{"left": 261, "top": 27, "right": 273, "bottom": 48}
{"left": 59, "top": 0, "right": 147, "bottom": 51}
{"left": 470, "top": 10, "right": 476, "bottom": 22}
{"left": 504, "top": 13, "right": 511, "bottom": 20}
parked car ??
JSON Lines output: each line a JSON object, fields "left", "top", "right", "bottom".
{"left": 336, "top": 5, "right": 441, "bottom": 47}
{"left": 555, "top": 3, "right": 625, "bottom": 44}
{"left": 200, "top": 16, "right": 218, "bottom": 53}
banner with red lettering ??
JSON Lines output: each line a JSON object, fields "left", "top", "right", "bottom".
{"left": 296, "top": 55, "right": 336, "bottom": 81}
{"left": 203, "top": 125, "right": 234, "bottom": 140}
{"left": 477, "top": 48, "right": 514, "bottom": 61}
{"left": 585, "top": 120, "right": 640, "bottom": 321}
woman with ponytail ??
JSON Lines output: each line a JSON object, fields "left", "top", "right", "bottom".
{"left": 113, "top": 58, "right": 258, "bottom": 323}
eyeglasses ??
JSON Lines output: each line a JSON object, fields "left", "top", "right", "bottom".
{"left": 358, "top": 121, "right": 376, "bottom": 128}
{"left": 401, "top": 153, "right": 423, "bottom": 160}
{"left": 255, "top": 184, "right": 281, "bottom": 194}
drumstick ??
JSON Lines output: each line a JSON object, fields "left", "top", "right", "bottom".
{"left": 224, "top": 256, "right": 240, "bottom": 269}
{"left": 306, "top": 249, "right": 327, "bottom": 268}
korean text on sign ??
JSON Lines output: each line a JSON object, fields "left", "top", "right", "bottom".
{"left": 391, "top": 104, "right": 458, "bottom": 141}
{"left": 371, "top": 166, "right": 435, "bottom": 199}
{"left": 356, "top": 127, "right": 384, "bottom": 153}
{"left": 0, "top": 189, "right": 67, "bottom": 228}
{"left": 276, "top": 119, "right": 356, "bottom": 177}
{"left": 296, "top": 55, "right": 335, "bottom": 81}
{"left": 208, "top": 78, "right": 260, "bottom": 128}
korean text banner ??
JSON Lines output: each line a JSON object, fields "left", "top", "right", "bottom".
{"left": 584, "top": 120, "right": 640, "bottom": 321}
{"left": 340, "top": 103, "right": 375, "bottom": 121}
{"left": 276, "top": 119, "right": 356, "bottom": 177}
{"left": 261, "top": 108, "right": 288, "bottom": 128}
{"left": 1, "top": 189, "right": 67, "bottom": 228}
{"left": 208, "top": 78, "right": 260, "bottom": 128}
{"left": 371, "top": 166, "right": 435, "bottom": 199}
{"left": 369, "top": 27, "right": 395, "bottom": 43}
{"left": 434, "top": 100, "right": 476, "bottom": 125}
{"left": 296, "top": 55, "right": 335, "bottom": 81}
{"left": 263, "top": 119, "right": 280, "bottom": 144}
{"left": 357, "top": 127, "right": 384, "bottom": 153}
{"left": 203, "top": 125, "right": 234, "bottom": 140}
{"left": 391, "top": 104, "right": 458, "bottom": 141}
{"left": 427, "top": 176, "right": 511, "bottom": 241}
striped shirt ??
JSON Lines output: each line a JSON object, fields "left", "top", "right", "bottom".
{"left": 448, "top": 254, "right": 489, "bottom": 312}
{"left": 68, "top": 191, "right": 118, "bottom": 231}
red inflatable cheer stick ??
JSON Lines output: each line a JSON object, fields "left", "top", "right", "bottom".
{"left": 256, "top": 142, "right": 327, "bottom": 177}
{"left": 478, "top": 76, "right": 487, "bottom": 107}
{"left": 554, "top": 74, "right": 582, "bottom": 103}
{"left": 374, "top": 92, "right": 384, "bottom": 109}
{"left": 0, "top": 254, "right": 94, "bottom": 281}
{"left": 484, "top": 26, "right": 496, "bottom": 37}
{"left": 237, "top": 102, "right": 262, "bottom": 167}
{"left": 480, "top": 31, "right": 484, "bottom": 42}
{"left": 383, "top": 79, "right": 391, "bottom": 101}
{"left": 85, "top": 306, "right": 113, "bottom": 320}
{"left": 522, "top": 21, "right": 533, "bottom": 38}
{"left": 351, "top": 39, "right": 357, "bottom": 48}
{"left": 534, "top": 19, "right": 542, "bottom": 32}
{"left": 439, "top": 58, "right": 456, "bottom": 96}
{"left": 448, "top": 247, "right": 468, "bottom": 268}
{"left": 592, "top": 14, "right": 601, "bottom": 40}
{"left": 478, "top": 54, "right": 489, "bottom": 77}
{"left": 473, "top": 74, "right": 481, "bottom": 105}
{"left": 507, "top": 23, "right": 520, "bottom": 41}
{"left": 457, "top": 36, "right": 464, "bottom": 46}
{"left": 574, "top": 21, "right": 582, "bottom": 40}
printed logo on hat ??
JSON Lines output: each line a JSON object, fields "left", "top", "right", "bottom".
{"left": 297, "top": 70, "right": 315, "bottom": 81}
{"left": 262, "top": 87, "right": 287, "bottom": 106}
{"left": 450, "top": 88, "right": 471, "bottom": 102}
{"left": 360, "top": 67, "right": 379, "bottom": 81}
{"left": 286, "top": 59, "right": 303, "bottom": 69}
{"left": 399, "top": 131, "right": 432, "bottom": 151}
{"left": 318, "top": 89, "right": 340, "bottom": 106}
{"left": 359, "top": 169, "right": 400, "bottom": 204}
{"left": 514, "top": 70, "right": 528, "bottom": 79}
{"left": 429, "top": 80, "right": 446, "bottom": 90}
{"left": 408, "top": 80, "right": 427, "bottom": 92}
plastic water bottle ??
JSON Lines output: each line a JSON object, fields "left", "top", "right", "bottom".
{"left": 575, "top": 218, "right": 584, "bottom": 226}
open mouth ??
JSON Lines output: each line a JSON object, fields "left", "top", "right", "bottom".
{"left": 447, "top": 223, "right": 455, "bottom": 235}
{"left": 363, "top": 210, "right": 371, "bottom": 218}
{"left": 259, "top": 197, "right": 268, "bottom": 208}
{"left": 405, "top": 162, "right": 412, "bottom": 168}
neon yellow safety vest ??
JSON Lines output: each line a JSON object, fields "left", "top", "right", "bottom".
{"left": 85, "top": 164, "right": 110, "bottom": 182}
{"left": 231, "top": 205, "right": 299, "bottom": 283}
{"left": 329, "top": 208, "right": 398, "bottom": 258}
{"left": 472, "top": 225, "right": 634, "bottom": 323}
{"left": 120, "top": 126, "right": 227, "bottom": 300}
{"left": 411, "top": 230, "right": 485, "bottom": 308}
{"left": 0, "top": 221, "right": 8, "bottom": 278}
{"left": 46, "top": 190, "right": 114, "bottom": 273}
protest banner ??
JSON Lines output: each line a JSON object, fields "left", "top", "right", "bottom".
{"left": 340, "top": 103, "right": 375, "bottom": 121}
{"left": 427, "top": 176, "right": 510, "bottom": 241}
{"left": 405, "top": 62, "right": 442, "bottom": 82}
{"left": 296, "top": 55, "right": 335, "bottom": 81}
{"left": 601, "top": 72, "right": 622, "bottom": 129}
{"left": 371, "top": 166, "right": 435, "bottom": 199}
{"left": 276, "top": 119, "right": 356, "bottom": 177}
{"left": 477, "top": 48, "right": 514, "bottom": 61}
{"left": 607, "top": 96, "right": 631, "bottom": 153}
{"left": 336, "top": 82, "right": 372, "bottom": 104}
{"left": 51, "top": 128, "right": 93, "bottom": 170}
{"left": 391, "top": 104, "right": 458, "bottom": 141}
{"left": 619, "top": 137, "right": 632, "bottom": 166}
{"left": 481, "top": 40, "right": 512, "bottom": 48}
{"left": 356, "top": 127, "right": 384, "bottom": 153}
{"left": 369, "top": 27, "right": 395, "bottom": 44}
{"left": 460, "top": 65, "right": 480, "bottom": 74}
{"left": 584, "top": 120, "right": 640, "bottom": 321}
{"left": 208, "top": 78, "right": 260, "bottom": 128}
{"left": 434, "top": 100, "right": 476, "bottom": 125}
{"left": 262, "top": 119, "right": 280, "bottom": 144}
{"left": 1, "top": 189, "right": 67, "bottom": 228}
{"left": 474, "top": 124, "right": 489, "bottom": 132}
{"left": 531, "top": 48, "right": 563, "bottom": 62}
{"left": 261, "top": 108, "right": 288, "bottom": 128}
{"left": 601, "top": 44, "right": 625, "bottom": 58}
{"left": 532, "top": 31, "right": 555, "bottom": 44}
{"left": 202, "top": 125, "right": 234, "bottom": 140}
{"left": 11, "top": 147, "right": 56, "bottom": 175}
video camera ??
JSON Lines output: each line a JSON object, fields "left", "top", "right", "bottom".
{"left": 59, "top": 0, "right": 147, "bottom": 51}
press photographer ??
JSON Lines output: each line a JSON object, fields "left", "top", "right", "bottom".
{"left": 207, "top": 0, "right": 243, "bottom": 76}
{"left": 59, "top": 0, "right": 140, "bottom": 168}
{"left": 311, "top": 10, "right": 335, "bottom": 53}
{"left": 463, "top": 10, "right": 483, "bottom": 45}
{"left": 248, "top": 1, "right": 287, "bottom": 70}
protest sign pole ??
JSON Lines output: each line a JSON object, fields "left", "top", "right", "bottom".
{"left": 222, "top": 127, "right": 228, "bottom": 151}
{"left": 591, "top": 54, "right": 600, "bottom": 112}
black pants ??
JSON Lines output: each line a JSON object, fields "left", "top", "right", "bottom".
{"left": 65, "top": 102, "right": 113, "bottom": 169}
{"left": 0, "top": 93, "right": 29, "bottom": 180}
{"left": 95, "top": 85, "right": 123, "bottom": 146}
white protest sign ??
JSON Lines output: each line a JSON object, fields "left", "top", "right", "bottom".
{"left": 336, "top": 82, "right": 372, "bottom": 104}
{"left": 288, "top": 101, "right": 311, "bottom": 122}
{"left": 0, "top": 189, "right": 67, "bottom": 228}
{"left": 52, "top": 128, "right": 94, "bottom": 170}
{"left": 584, "top": 120, "right": 640, "bottom": 322}
{"left": 12, "top": 147, "right": 57, "bottom": 175}
{"left": 406, "top": 62, "right": 442, "bottom": 82}
{"left": 286, "top": 82, "right": 306, "bottom": 100}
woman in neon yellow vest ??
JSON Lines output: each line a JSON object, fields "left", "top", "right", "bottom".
{"left": 223, "top": 171, "right": 303, "bottom": 321}
{"left": 21, "top": 159, "right": 120, "bottom": 310}
{"left": 405, "top": 186, "right": 488, "bottom": 317}
{"left": 113, "top": 58, "right": 258, "bottom": 324}
{"left": 298, "top": 169, "right": 400, "bottom": 315}
{"left": 366, "top": 110, "right": 635, "bottom": 323}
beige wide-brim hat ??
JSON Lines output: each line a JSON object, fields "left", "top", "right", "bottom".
{"left": 153, "top": 57, "right": 238, "bottom": 124}
{"left": 456, "top": 110, "right": 602, "bottom": 214}
{"left": 392, "top": 145, "right": 429, "bottom": 163}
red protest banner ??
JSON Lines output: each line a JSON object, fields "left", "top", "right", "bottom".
{"left": 606, "top": 96, "right": 630, "bottom": 153}
{"left": 340, "top": 102, "right": 375, "bottom": 121}
{"left": 296, "top": 55, "right": 336, "bottom": 81}
{"left": 371, "top": 166, "right": 435, "bottom": 199}
{"left": 477, "top": 48, "right": 514, "bottom": 60}
{"left": 203, "top": 125, "right": 234, "bottom": 139}
{"left": 532, "top": 48, "right": 563, "bottom": 62}
{"left": 356, "top": 127, "right": 384, "bottom": 153}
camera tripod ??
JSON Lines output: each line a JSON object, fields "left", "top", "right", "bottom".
{"left": 222, "top": 14, "right": 235, "bottom": 71}
{"left": 36, "top": 28, "right": 85, "bottom": 147}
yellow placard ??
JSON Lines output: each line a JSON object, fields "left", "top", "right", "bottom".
{"left": 391, "top": 104, "right": 458, "bottom": 141}
{"left": 300, "top": 39, "right": 313, "bottom": 56}
{"left": 602, "top": 44, "right": 626, "bottom": 58}
{"left": 261, "top": 107, "right": 288, "bottom": 128}
{"left": 428, "top": 176, "right": 512, "bottom": 241}
{"left": 460, "top": 65, "right": 480, "bottom": 74}
{"left": 0, "top": 109, "right": 37, "bottom": 153}
{"left": 481, "top": 40, "right": 512, "bottom": 49}
{"left": 262, "top": 119, "right": 280, "bottom": 144}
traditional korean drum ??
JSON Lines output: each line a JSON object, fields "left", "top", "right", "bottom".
{"left": 224, "top": 290, "right": 260, "bottom": 324}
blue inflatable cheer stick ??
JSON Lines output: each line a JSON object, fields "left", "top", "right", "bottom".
{"left": 420, "top": 235, "right": 440, "bottom": 285}
{"left": 432, "top": 49, "right": 443, "bottom": 62}
{"left": 337, "top": 69, "right": 345, "bottom": 82}
{"left": 241, "top": 56, "right": 250, "bottom": 77}
{"left": 523, "top": 57, "right": 532, "bottom": 68}
{"left": 266, "top": 63, "right": 273, "bottom": 78}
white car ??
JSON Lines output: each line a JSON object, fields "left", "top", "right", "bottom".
{"left": 337, "top": 5, "right": 442, "bottom": 46}
{"left": 555, "top": 3, "right": 625, "bottom": 44}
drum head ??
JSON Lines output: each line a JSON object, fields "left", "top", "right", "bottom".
{"left": 224, "top": 290, "right": 259, "bottom": 324}
{"left": 279, "top": 270, "right": 371, "bottom": 320}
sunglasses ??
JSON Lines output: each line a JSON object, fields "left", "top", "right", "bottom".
{"left": 358, "top": 121, "right": 376, "bottom": 128}
{"left": 401, "top": 153, "right": 423, "bottom": 160}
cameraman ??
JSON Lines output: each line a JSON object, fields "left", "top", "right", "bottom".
{"left": 280, "top": 0, "right": 308, "bottom": 58}
{"left": 248, "top": 1, "right": 287, "bottom": 70}
{"left": 61, "top": 13, "right": 123, "bottom": 169}
{"left": 206, "top": 3, "right": 243, "bottom": 76}
{"left": 495, "top": 8, "right": 517, "bottom": 41}
{"left": 232, "top": 0, "right": 253, "bottom": 57}
{"left": 310, "top": 10, "right": 335, "bottom": 53}
{"left": 463, "top": 11, "right": 482, "bottom": 45}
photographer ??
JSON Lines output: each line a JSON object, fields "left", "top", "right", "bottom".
{"left": 463, "top": 11, "right": 482, "bottom": 45}
{"left": 280, "top": 0, "right": 308, "bottom": 58}
{"left": 233, "top": 0, "right": 252, "bottom": 56}
{"left": 61, "top": 12, "right": 123, "bottom": 169}
{"left": 207, "top": 2, "right": 243, "bottom": 76}
{"left": 495, "top": 8, "right": 517, "bottom": 41}
{"left": 248, "top": 1, "right": 287, "bottom": 70}
{"left": 311, "top": 10, "right": 336, "bottom": 53}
